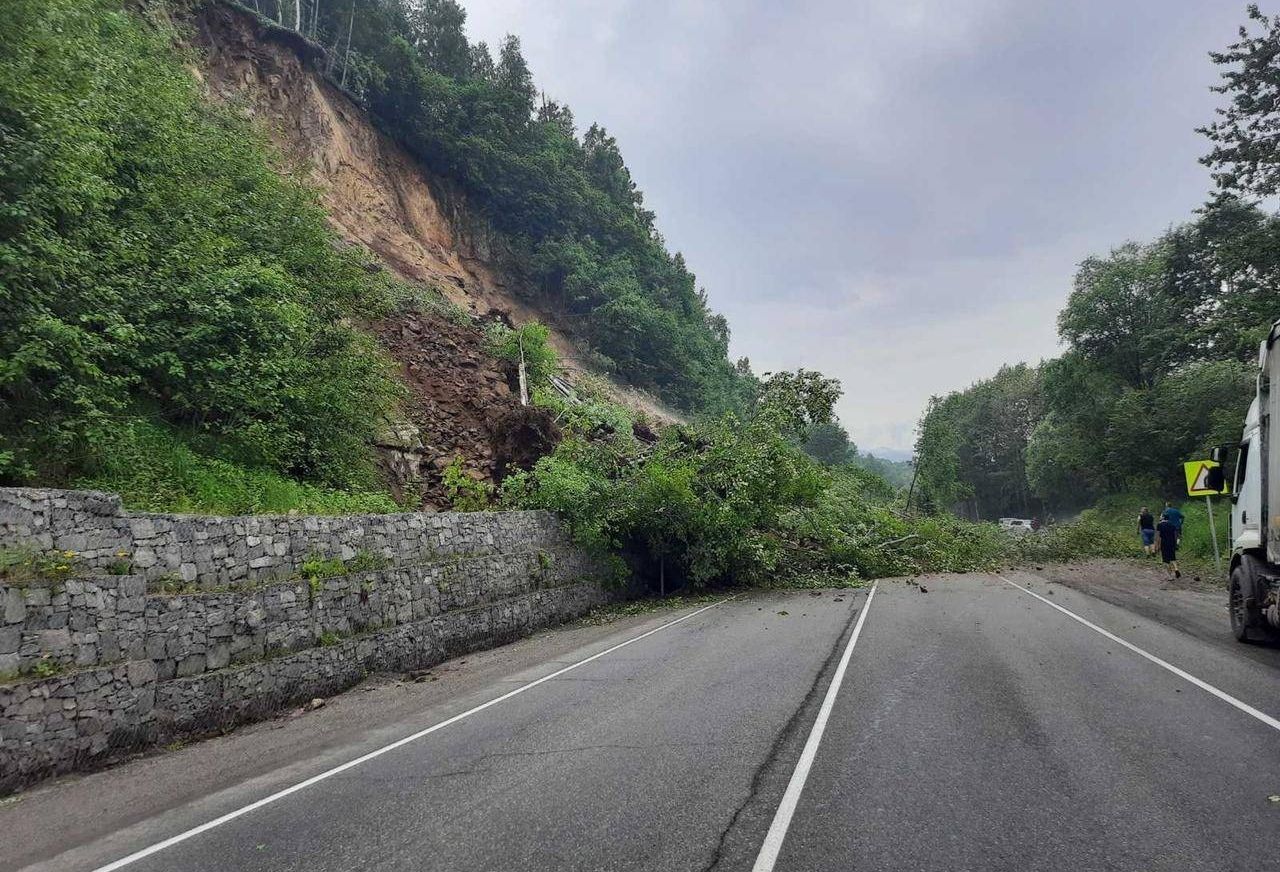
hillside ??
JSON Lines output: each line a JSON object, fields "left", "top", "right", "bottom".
{"left": 3, "top": 0, "right": 728, "bottom": 513}
{"left": 187, "top": 1, "right": 689, "bottom": 504}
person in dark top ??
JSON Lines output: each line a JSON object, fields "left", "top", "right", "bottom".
{"left": 1138, "top": 506, "right": 1156, "bottom": 554}
{"left": 1163, "top": 501, "right": 1184, "bottom": 543}
{"left": 1156, "top": 511, "right": 1180, "bottom": 579}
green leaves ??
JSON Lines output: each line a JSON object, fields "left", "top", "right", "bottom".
{"left": 0, "top": 0, "right": 399, "bottom": 489}
{"left": 503, "top": 373, "right": 999, "bottom": 589}
{"left": 1200, "top": 5, "right": 1280, "bottom": 197}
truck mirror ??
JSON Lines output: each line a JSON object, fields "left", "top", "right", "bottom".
{"left": 1209, "top": 446, "right": 1225, "bottom": 463}
{"left": 1207, "top": 466, "right": 1226, "bottom": 491}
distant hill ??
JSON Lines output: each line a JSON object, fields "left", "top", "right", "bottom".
{"left": 866, "top": 447, "right": 912, "bottom": 463}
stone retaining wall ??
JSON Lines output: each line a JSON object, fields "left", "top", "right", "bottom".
{"left": 0, "top": 489, "right": 619, "bottom": 792}
{"left": 0, "top": 487, "right": 564, "bottom": 587}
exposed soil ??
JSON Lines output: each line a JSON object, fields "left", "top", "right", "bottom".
{"left": 186, "top": 4, "right": 683, "bottom": 491}
{"left": 180, "top": 2, "right": 688, "bottom": 508}
{"left": 372, "top": 311, "right": 522, "bottom": 508}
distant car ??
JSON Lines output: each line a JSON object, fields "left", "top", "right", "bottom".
{"left": 999, "top": 517, "right": 1036, "bottom": 534}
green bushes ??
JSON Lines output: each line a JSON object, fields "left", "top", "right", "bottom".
{"left": 75, "top": 422, "right": 400, "bottom": 515}
{"left": 485, "top": 321, "right": 559, "bottom": 388}
{"left": 0, "top": 0, "right": 400, "bottom": 496}
{"left": 442, "top": 456, "right": 494, "bottom": 512}
{"left": 504, "top": 381, "right": 1021, "bottom": 589}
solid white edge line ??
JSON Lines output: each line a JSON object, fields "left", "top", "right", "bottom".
{"left": 90, "top": 597, "right": 735, "bottom": 872}
{"left": 751, "top": 582, "right": 878, "bottom": 872}
{"left": 998, "top": 574, "right": 1280, "bottom": 732}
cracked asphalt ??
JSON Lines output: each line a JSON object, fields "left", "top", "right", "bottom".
{"left": 6, "top": 573, "right": 1280, "bottom": 871}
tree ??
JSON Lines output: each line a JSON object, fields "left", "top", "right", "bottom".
{"left": 496, "top": 35, "right": 535, "bottom": 119}
{"left": 914, "top": 397, "right": 972, "bottom": 514}
{"left": 756, "top": 369, "right": 843, "bottom": 439}
{"left": 1025, "top": 352, "right": 1121, "bottom": 507}
{"left": 407, "top": 0, "right": 472, "bottom": 79}
{"left": 803, "top": 422, "right": 856, "bottom": 466}
{"left": 1059, "top": 242, "right": 1183, "bottom": 389}
{"left": 469, "top": 41, "right": 496, "bottom": 81}
{"left": 1200, "top": 5, "right": 1280, "bottom": 197}
{"left": 913, "top": 365, "right": 1042, "bottom": 518}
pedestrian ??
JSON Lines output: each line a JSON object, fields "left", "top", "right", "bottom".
{"left": 1138, "top": 506, "right": 1156, "bottom": 554}
{"left": 1156, "top": 510, "right": 1181, "bottom": 579}
{"left": 1163, "top": 500, "right": 1184, "bottom": 544}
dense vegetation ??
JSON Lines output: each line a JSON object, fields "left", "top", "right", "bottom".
{"left": 504, "top": 353, "right": 1007, "bottom": 588}
{"left": 0, "top": 0, "right": 1141, "bottom": 584}
{"left": 0, "top": 0, "right": 404, "bottom": 510}
{"left": 914, "top": 5, "right": 1280, "bottom": 524}
{"left": 243, "top": 0, "right": 751, "bottom": 413}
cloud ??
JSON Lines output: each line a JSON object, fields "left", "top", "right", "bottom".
{"left": 462, "top": 0, "right": 1247, "bottom": 449}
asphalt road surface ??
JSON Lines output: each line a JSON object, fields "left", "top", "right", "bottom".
{"left": 5, "top": 570, "right": 1280, "bottom": 871}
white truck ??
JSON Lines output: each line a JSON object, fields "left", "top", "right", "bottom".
{"left": 1217, "top": 319, "right": 1280, "bottom": 643}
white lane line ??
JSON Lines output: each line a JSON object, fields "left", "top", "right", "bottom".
{"left": 999, "top": 574, "right": 1280, "bottom": 732}
{"left": 752, "top": 583, "right": 878, "bottom": 872}
{"left": 91, "top": 598, "right": 735, "bottom": 872}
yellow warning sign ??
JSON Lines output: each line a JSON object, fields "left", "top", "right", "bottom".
{"left": 1184, "top": 460, "right": 1229, "bottom": 497}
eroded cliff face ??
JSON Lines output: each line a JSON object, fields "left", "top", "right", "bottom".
{"left": 183, "top": 3, "right": 675, "bottom": 506}
{"left": 189, "top": 2, "right": 535, "bottom": 324}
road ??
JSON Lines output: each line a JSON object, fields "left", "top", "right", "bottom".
{"left": 4, "top": 569, "right": 1280, "bottom": 871}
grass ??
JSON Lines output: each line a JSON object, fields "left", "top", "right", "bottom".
{"left": 74, "top": 421, "right": 402, "bottom": 516}
{"left": 1077, "top": 493, "right": 1231, "bottom": 567}
{"left": 0, "top": 548, "right": 78, "bottom": 584}
{"left": 299, "top": 550, "right": 390, "bottom": 593}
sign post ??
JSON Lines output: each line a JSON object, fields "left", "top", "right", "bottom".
{"left": 1184, "top": 459, "right": 1230, "bottom": 570}
{"left": 1205, "top": 495, "right": 1220, "bottom": 571}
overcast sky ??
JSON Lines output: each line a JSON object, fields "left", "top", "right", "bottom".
{"left": 463, "top": 0, "right": 1247, "bottom": 455}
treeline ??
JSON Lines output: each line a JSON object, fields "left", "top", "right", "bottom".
{"left": 244, "top": 0, "right": 751, "bottom": 413}
{"left": 915, "top": 5, "right": 1280, "bottom": 519}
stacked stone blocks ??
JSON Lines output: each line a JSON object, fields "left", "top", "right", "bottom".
{"left": 0, "top": 488, "right": 616, "bottom": 792}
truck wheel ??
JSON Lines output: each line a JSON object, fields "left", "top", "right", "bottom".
{"left": 1229, "top": 569, "right": 1252, "bottom": 642}
{"left": 1229, "top": 560, "right": 1268, "bottom": 644}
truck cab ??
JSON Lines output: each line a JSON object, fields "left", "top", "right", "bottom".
{"left": 1229, "top": 397, "right": 1262, "bottom": 555}
{"left": 1225, "top": 319, "right": 1280, "bottom": 642}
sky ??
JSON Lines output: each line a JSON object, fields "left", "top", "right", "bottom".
{"left": 462, "top": 0, "right": 1248, "bottom": 455}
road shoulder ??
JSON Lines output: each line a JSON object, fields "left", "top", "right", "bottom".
{"left": 0, "top": 598, "right": 727, "bottom": 872}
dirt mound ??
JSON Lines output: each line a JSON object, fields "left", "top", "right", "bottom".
{"left": 374, "top": 312, "right": 520, "bottom": 508}
{"left": 491, "top": 406, "right": 563, "bottom": 481}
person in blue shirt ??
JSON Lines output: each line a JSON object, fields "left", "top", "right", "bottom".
{"left": 1163, "top": 501, "right": 1184, "bottom": 544}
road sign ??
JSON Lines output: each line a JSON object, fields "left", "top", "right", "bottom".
{"left": 1184, "top": 459, "right": 1229, "bottom": 497}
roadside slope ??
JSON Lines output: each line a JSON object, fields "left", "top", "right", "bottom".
{"left": 187, "top": 2, "right": 679, "bottom": 424}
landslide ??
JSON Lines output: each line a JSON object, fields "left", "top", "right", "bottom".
{"left": 184, "top": 2, "right": 674, "bottom": 506}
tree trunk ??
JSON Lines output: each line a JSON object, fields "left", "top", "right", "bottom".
{"left": 339, "top": 3, "right": 355, "bottom": 88}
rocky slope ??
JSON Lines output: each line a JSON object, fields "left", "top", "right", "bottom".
{"left": 184, "top": 2, "right": 671, "bottom": 506}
